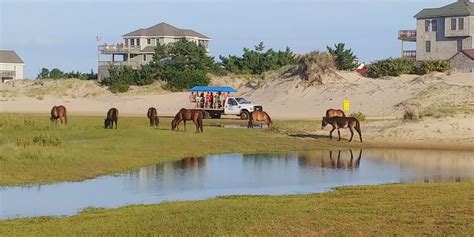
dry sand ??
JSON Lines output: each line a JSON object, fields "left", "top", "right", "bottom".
{"left": 1, "top": 72, "right": 473, "bottom": 148}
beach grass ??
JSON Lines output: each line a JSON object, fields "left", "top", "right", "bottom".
{"left": 0, "top": 114, "right": 337, "bottom": 186}
{"left": 0, "top": 182, "right": 472, "bottom": 236}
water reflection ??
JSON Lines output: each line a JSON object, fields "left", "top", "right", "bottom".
{"left": 1, "top": 149, "right": 473, "bottom": 219}
{"left": 298, "top": 149, "right": 362, "bottom": 170}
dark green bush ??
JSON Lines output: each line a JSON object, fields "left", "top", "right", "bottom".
{"left": 164, "top": 68, "right": 209, "bottom": 91}
{"left": 219, "top": 42, "right": 296, "bottom": 75}
{"left": 415, "top": 60, "right": 451, "bottom": 74}
{"left": 366, "top": 58, "right": 415, "bottom": 78}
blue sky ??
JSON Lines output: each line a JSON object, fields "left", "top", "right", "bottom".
{"left": 1, "top": 0, "right": 453, "bottom": 78}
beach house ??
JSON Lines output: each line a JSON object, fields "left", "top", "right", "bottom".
{"left": 98, "top": 22, "right": 211, "bottom": 80}
{"left": 0, "top": 50, "right": 25, "bottom": 82}
{"left": 399, "top": 0, "right": 474, "bottom": 72}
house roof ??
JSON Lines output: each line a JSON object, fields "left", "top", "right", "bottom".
{"left": 415, "top": 0, "right": 474, "bottom": 19}
{"left": 0, "top": 50, "right": 24, "bottom": 64}
{"left": 461, "top": 49, "right": 474, "bottom": 59}
{"left": 122, "top": 22, "right": 211, "bottom": 39}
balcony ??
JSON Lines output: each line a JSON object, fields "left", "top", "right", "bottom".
{"left": 98, "top": 61, "right": 140, "bottom": 69}
{"left": 98, "top": 43, "right": 142, "bottom": 54}
{"left": 402, "top": 50, "right": 416, "bottom": 59}
{"left": 398, "top": 30, "right": 417, "bottom": 42}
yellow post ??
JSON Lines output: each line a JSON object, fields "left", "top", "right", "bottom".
{"left": 343, "top": 100, "right": 350, "bottom": 113}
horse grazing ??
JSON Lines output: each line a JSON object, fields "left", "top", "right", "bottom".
{"left": 50, "top": 105, "right": 68, "bottom": 125}
{"left": 248, "top": 111, "right": 273, "bottom": 128}
{"left": 321, "top": 116, "right": 362, "bottom": 142}
{"left": 326, "top": 109, "right": 346, "bottom": 118}
{"left": 104, "top": 108, "right": 119, "bottom": 129}
{"left": 171, "top": 108, "right": 203, "bottom": 133}
{"left": 147, "top": 107, "right": 159, "bottom": 127}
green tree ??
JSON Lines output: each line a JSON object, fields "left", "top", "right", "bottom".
{"left": 49, "top": 68, "right": 64, "bottom": 79}
{"left": 220, "top": 42, "right": 296, "bottom": 75}
{"left": 37, "top": 68, "right": 50, "bottom": 79}
{"left": 326, "top": 43, "right": 358, "bottom": 71}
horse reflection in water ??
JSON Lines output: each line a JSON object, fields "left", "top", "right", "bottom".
{"left": 174, "top": 157, "right": 206, "bottom": 170}
{"left": 298, "top": 149, "right": 363, "bottom": 170}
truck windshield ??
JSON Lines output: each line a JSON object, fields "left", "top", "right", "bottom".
{"left": 236, "top": 97, "right": 250, "bottom": 104}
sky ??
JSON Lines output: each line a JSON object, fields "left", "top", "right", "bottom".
{"left": 1, "top": 0, "right": 454, "bottom": 79}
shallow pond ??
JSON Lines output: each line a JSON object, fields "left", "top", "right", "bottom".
{"left": 1, "top": 149, "right": 473, "bottom": 219}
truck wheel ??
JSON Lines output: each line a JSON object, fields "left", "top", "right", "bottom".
{"left": 210, "top": 112, "right": 222, "bottom": 119}
{"left": 240, "top": 110, "right": 250, "bottom": 120}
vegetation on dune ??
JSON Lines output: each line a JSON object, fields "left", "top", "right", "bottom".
{"left": 366, "top": 58, "right": 452, "bottom": 78}
{"left": 327, "top": 43, "right": 358, "bottom": 71}
{"left": 219, "top": 42, "right": 296, "bottom": 75}
{"left": 1, "top": 182, "right": 472, "bottom": 236}
{"left": 36, "top": 68, "right": 97, "bottom": 80}
{"left": 0, "top": 115, "right": 337, "bottom": 186}
{"left": 349, "top": 112, "right": 366, "bottom": 121}
{"left": 296, "top": 51, "right": 344, "bottom": 86}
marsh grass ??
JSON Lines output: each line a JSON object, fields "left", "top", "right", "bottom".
{"left": 1, "top": 182, "right": 472, "bottom": 236}
{"left": 0, "top": 115, "right": 334, "bottom": 186}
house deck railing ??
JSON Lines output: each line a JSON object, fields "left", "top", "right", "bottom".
{"left": 402, "top": 50, "right": 416, "bottom": 58}
{"left": 398, "top": 30, "right": 417, "bottom": 41}
{"left": 98, "top": 43, "right": 142, "bottom": 54}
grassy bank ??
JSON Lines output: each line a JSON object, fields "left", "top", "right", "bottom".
{"left": 0, "top": 115, "right": 338, "bottom": 186}
{"left": 1, "top": 182, "right": 473, "bottom": 235}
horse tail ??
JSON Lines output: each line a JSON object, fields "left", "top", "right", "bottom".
{"left": 51, "top": 106, "right": 58, "bottom": 119}
{"left": 247, "top": 112, "right": 253, "bottom": 128}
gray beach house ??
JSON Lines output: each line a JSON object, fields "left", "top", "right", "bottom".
{"left": 399, "top": 0, "right": 474, "bottom": 72}
{"left": 98, "top": 22, "right": 211, "bottom": 80}
{"left": 0, "top": 50, "right": 25, "bottom": 82}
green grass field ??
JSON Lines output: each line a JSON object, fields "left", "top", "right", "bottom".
{"left": 1, "top": 114, "right": 472, "bottom": 235}
{"left": 1, "top": 183, "right": 473, "bottom": 236}
{"left": 0, "top": 114, "right": 339, "bottom": 186}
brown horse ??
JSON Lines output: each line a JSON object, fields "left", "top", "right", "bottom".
{"left": 326, "top": 109, "right": 346, "bottom": 118}
{"left": 171, "top": 108, "right": 203, "bottom": 133}
{"left": 147, "top": 107, "right": 159, "bottom": 127}
{"left": 321, "top": 116, "right": 362, "bottom": 142}
{"left": 104, "top": 108, "right": 119, "bottom": 129}
{"left": 50, "top": 105, "right": 68, "bottom": 125}
{"left": 248, "top": 111, "right": 273, "bottom": 128}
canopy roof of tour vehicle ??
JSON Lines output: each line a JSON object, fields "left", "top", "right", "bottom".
{"left": 188, "top": 86, "right": 237, "bottom": 93}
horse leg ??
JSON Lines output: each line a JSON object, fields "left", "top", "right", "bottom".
{"left": 349, "top": 127, "right": 354, "bottom": 142}
{"left": 337, "top": 129, "right": 341, "bottom": 141}
{"left": 356, "top": 127, "right": 363, "bottom": 142}
{"left": 115, "top": 119, "right": 118, "bottom": 129}
{"left": 183, "top": 120, "right": 187, "bottom": 131}
{"left": 329, "top": 127, "right": 335, "bottom": 140}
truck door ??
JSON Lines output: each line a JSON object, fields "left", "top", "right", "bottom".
{"left": 224, "top": 98, "right": 239, "bottom": 115}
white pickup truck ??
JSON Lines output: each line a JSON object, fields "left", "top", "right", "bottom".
{"left": 197, "top": 97, "right": 263, "bottom": 120}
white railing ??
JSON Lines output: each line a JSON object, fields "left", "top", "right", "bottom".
{"left": 98, "top": 43, "right": 141, "bottom": 53}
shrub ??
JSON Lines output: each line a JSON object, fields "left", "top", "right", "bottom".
{"left": 415, "top": 60, "right": 451, "bottom": 74}
{"left": 297, "top": 51, "right": 340, "bottom": 85}
{"left": 403, "top": 107, "right": 421, "bottom": 121}
{"left": 327, "top": 43, "right": 358, "bottom": 71}
{"left": 366, "top": 58, "right": 415, "bottom": 78}
{"left": 164, "top": 68, "right": 209, "bottom": 91}
{"left": 219, "top": 42, "right": 296, "bottom": 75}
{"left": 349, "top": 112, "right": 366, "bottom": 121}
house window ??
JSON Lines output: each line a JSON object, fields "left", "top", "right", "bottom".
{"left": 130, "top": 39, "right": 135, "bottom": 46}
{"left": 451, "top": 18, "right": 457, "bottom": 30}
{"left": 137, "top": 38, "right": 140, "bottom": 46}
{"left": 147, "top": 38, "right": 151, "bottom": 44}
{"left": 425, "top": 20, "right": 430, "bottom": 32}
{"left": 457, "top": 40, "right": 463, "bottom": 52}
{"left": 143, "top": 54, "right": 147, "bottom": 61}
{"left": 459, "top": 18, "right": 464, "bottom": 30}
{"left": 431, "top": 19, "right": 437, "bottom": 31}
{"left": 426, "top": 41, "right": 431, "bottom": 53}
